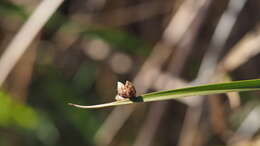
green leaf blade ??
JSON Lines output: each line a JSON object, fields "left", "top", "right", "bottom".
{"left": 69, "top": 79, "right": 260, "bottom": 109}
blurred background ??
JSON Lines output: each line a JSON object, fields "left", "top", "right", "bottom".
{"left": 0, "top": 0, "right": 260, "bottom": 146}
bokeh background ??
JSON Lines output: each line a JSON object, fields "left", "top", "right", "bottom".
{"left": 0, "top": 0, "right": 260, "bottom": 146}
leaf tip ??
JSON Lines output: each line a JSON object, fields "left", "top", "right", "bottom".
{"left": 68, "top": 103, "right": 74, "bottom": 106}
{"left": 68, "top": 103, "right": 88, "bottom": 108}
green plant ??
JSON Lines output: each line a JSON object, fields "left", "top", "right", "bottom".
{"left": 69, "top": 79, "right": 260, "bottom": 109}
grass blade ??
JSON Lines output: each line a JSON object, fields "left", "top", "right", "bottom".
{"left": 69, "top": 79, "right": 260, "bottom": 109}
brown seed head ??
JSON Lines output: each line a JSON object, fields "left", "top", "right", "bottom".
{"left": 116, "top": 81, "right": 136, "bottom": 100}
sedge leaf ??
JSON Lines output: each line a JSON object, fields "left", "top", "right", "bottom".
{"left": 69, "top": 79, "right": 260, "bottom": 109}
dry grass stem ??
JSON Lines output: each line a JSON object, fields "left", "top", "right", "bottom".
{"left": 0, "top": 0, "right": 64, "bottom": 86}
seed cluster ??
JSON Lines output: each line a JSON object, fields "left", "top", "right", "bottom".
{"left": 115, "top": 81, "right": 136, "bottom": 101}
